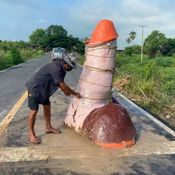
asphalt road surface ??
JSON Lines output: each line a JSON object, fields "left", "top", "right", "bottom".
{"left": 0, "top": 55, "right": 51, "bottom": 122}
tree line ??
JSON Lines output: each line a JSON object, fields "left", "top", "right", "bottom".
{"left": 0, "top": 25, "right": 85, "bottom": 54}
{"left": 125, "top": 30, "right": 175, "bottom": 58}
{"left": 29, "top": 25, "right": 85, "bottom": 54}
{"left": 0, "top": 24, "right": 85, "bottom": 70}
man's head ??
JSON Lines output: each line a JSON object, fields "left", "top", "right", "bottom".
{"left": 63, "top": 62, "right": 74, "bottom": 72}
{"left": 62, "top": 54, "right": 76, "bottom": 71}
{"left": 51, "top": 48, "right": 76, "bottom": 71}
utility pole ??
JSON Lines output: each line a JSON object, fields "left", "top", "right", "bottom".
{"left": 138, "top": 25, "right": 147, "bottom": 62}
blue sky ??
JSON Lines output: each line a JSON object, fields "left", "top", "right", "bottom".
{"left": 0, "top": 0, "right": 175, "bottom": 49}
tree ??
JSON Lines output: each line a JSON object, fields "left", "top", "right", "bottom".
{"left": 144, "top": 30, "right": 167, "bottom": 58}
{"left": 160, "top": 38, "right": 175, "bottom": 56}
{"left": 126, "top": 31, "right": 136, "bottom": 46}
{"left": 129, "top": 31, "right": 136, "bottom": 44}
{"left": 29, "top": 24, "right": 85, "bottom": 54}
{"left": 29, "top": 28, "right": 47, "bottom": 49}
{"left": 46, "top": 25, "right": 68, "bottom": 37}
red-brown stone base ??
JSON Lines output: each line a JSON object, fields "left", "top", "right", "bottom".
{"left": 82, "top": 103, "right": 136, "bottom": 148}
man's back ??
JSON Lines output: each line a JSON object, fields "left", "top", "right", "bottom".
{"left": 26, "top": 60, "right": 66, "bottom": 100}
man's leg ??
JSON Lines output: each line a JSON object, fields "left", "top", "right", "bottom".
{"left": 28, "top": 94, "right": 41, "bottom": 144}
{"left": 28, "top": 109, "right": 41, "bottom": 143}
{"left": 43, "top": 104, "right": 61, "bottom": 133}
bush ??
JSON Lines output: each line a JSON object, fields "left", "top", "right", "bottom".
{"left": 161, "top": 67, "right": 175, "bottom": 81}
{"left": 156, "top": 57, "right": 174, "bottom": 67}
{"left": 20, "top": 49, "right": 33, "bottom": 61}
{"left": 0, "top": 56, "right": 9, "bottom": 70}
{"left": 31, "top": 49, "right": 44, "bottom": 58}
{"left": 0, "top": 50, "right": 14, "bottom": 70}
{"left": 20, "top": 49, "right": 44, "bottom": 61}
{"left": 4, "top": 51, "right": 13, "bottom": 66}
{"left": 131, "top": 45, "right": 141, "bottom": 54}
{"left": 163, "top": 80, "right": 175, "bottom": 96}
{"left": 10, "top": 48, "right": 24, "bottom": 65}
{"left": 141, "top": 61, "right": 160, "bottom": 80}
{"left": 124, "top": 47, "right": 133, "bottom": 56}
{"left": 0, "top": 44, "right": 44, "bottom": 70}
{"left": 116, "top": 53, "right": 141, "bottom": 67}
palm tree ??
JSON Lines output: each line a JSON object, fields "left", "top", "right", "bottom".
{"left": 129, "top": 31, "right": 136, "bottom": 45}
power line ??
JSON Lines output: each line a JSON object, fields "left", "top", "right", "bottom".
{"left": 138, "top": 25, "right": 147, "bottom": 62}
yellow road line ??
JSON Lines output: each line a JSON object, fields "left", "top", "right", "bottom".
{"left": 0, "top": 91, "right": 28, "bottom": 135}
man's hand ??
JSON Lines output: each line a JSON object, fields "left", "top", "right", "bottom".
{"left": 59, "top": 82, "right": 81, "bottom": 98}
{"left": 75, "top": 92, "right": 81, "bottom": 98}
{"left": 64, "top": 91, "right": 71, "bottom": 96}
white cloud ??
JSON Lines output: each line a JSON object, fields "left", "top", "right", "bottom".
{"left": 0, "top": 0, "right": 175, "bottom": 48}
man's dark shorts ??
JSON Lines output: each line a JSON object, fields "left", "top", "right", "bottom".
{"left": 28, "top": 93, "right": 50, "bottom": 111}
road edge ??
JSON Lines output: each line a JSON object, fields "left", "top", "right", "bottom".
{"left": 113, "top": 89, "right": 175, "bottom": 137}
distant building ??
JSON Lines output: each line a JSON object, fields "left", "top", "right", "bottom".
{"left": 117, "top": 49, "right": 124, "bottom": 53}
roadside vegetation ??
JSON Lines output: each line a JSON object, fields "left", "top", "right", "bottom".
{"left": 0, "top": 41, "right": 43, "bottom": 70}
{"left": 114, "top": 54, "right": 175, "bottom": 124}
{"left": 114, "top": 30, "right": 175, "bottom": 128}
{"left": 0, "top": 24, "right": 85, "bottom": 71}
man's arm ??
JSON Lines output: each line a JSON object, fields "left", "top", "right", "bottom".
{"left": 59, "top": 82, "right": 81, "bottom": 98}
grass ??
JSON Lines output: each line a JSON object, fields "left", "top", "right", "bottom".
{"left": 114, "top": 53, "right": 175, "bottom": 121}
{"left": 77, "top": 54, "right": 85, "bottom": 65}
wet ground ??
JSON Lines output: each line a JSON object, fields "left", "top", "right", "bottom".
{"left": 0, "top": 59, "right": 175, "bottom": 174}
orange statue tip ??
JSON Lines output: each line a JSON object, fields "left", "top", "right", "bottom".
{"left": 87, "top": 19, "right": 119, "bottom": 46}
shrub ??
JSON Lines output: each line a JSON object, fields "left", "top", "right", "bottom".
{"left": 31, "top": 49, "right": 44, "bottom": 58}
{"left": 130, "top": 45, "right": 141, "bottom": 54}
{"left": 20, "top": 49, "right": 44, "bottom": 61}
{"left": 20, "top": 49, "right": 33, "bottom": 61}
{"left": 163, "top": 80, "right": 175, "bottom": 96}
{"left": 4, "top": 51, "right": 13, "bottom": 66}
{"left": 156, "top": 57, "right": 174, "bottom": 67}
{"left": 141, "top": 61, "right": 160, "bottom": 80}
{"left": 124, "top": 47, "right": 133, "bottom": 56}
{"left": 0, "top": 56, "right": 9, "bottom": 70}
{"left": 10, "top": 48, "right": 24, "bottom": 65}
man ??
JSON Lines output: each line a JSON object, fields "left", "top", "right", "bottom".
{"left": 26, "top": 52, "right": 81, "bottom": 144}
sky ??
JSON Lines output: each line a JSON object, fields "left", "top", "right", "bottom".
{"left": 0, "top": 0, "right": 175, "bottom": 49}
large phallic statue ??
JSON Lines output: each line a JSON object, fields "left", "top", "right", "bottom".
{"left": 64, "top": 20, "right": 136, "bottom": 148}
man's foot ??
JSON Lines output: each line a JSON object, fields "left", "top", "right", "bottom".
{"left": 28, "top": 136, "right": 41, "bottom": 144}
{"left": 45, "top": 127, "right": 62, "bottom": 134}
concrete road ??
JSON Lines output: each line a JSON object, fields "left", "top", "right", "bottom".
{"left": 0, "top": 54, "right": 175, "bottom": 174}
